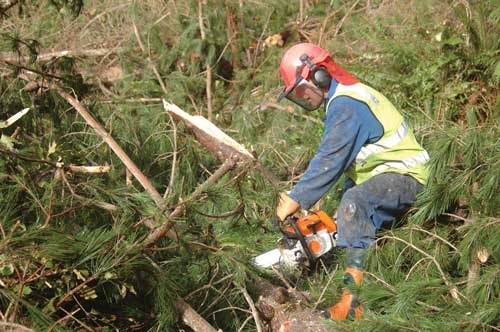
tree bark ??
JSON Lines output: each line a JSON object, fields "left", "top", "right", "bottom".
{"left": 163, "top": 100, "right": 254, "bottom": 163}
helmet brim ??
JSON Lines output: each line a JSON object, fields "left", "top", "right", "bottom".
{"left": 277, "top": 88, "right": 290, "bottom": 102}
{"left": 277, "top": 75, "right": 301, "bottom": 102}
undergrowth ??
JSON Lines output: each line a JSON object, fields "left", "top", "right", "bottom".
{"left": 0, "top": 0, "right": 499, "bottom": 331}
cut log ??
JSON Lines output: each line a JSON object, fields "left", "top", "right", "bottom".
{"left": 254, "top": 278, "right": 335, "bottom": 332}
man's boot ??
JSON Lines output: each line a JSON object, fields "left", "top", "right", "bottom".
{"left": 322, "top": 248, "right": 366, "bottom": 320}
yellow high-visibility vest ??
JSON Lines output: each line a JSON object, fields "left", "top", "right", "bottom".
{"left": 326, "top": 82, "right": 429, "bottom": 185}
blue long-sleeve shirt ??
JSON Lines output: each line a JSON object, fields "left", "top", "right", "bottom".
{"left": 288, "top": 79, "right": 384, "bottom": 209}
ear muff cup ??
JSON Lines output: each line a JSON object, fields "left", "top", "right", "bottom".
{"left": 299, "top": 54, "right": 332, "bottom": 89}
{"left": 311, "top": 66, "right": 332, "bottom": 89}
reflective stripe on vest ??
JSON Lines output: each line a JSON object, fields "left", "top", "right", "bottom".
{"left": 372, "top": 150, "right": 430, "bottom": 173}
{"left": 355, "top": 120, "right": 409, "bottom": 164}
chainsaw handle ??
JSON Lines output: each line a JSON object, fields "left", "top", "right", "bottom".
{"left": 273, "top": 215, "right": 296, "bottom": 233}
{"left": 287, "top": 217, "right": 315, "bottom": 263}
{"left": 273, "top": 216, "right": 297, "bottom": 239}
{"left": 273, "top": 216, "right": 300, "bottom": 240}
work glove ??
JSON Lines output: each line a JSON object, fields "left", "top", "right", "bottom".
{"left": 276, "top": 192, "right": 300, "bottom": 222}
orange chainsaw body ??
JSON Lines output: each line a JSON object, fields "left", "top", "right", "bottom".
{"left": 283, "top": 210, "right": 336, "bottom": 236}
{"left": 254, "top": 211, "right": 338, "bottom": 268}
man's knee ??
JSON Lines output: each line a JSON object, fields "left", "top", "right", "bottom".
{"left": 337, "top": 190, "right": 375, "bottom": 248}
{"left": 338, "top": 188, "right": 365, "bottom": 222}
{"left": 339, "top": 198, "right": 357, "bottom": 223}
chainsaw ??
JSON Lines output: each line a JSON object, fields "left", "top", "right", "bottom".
{"left": 254, "top": 210, "right": 338, "bottom": 269}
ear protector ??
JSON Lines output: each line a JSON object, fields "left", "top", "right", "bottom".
{"left": 299, "top": 54, "right": 332, "bottom": 89}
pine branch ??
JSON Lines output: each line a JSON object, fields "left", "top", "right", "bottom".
{"left": 162, "top": 100, "right": 279, "bottom": 185}
{"left": 55, "top": 274, "right": 98, "bottom": 308}
{"left": 143, "top": 100, "right": 280, "bottom": 246}
{"left": 54, "top": 86, "right": 221, "bottom": 331}
{"left": 48, "top": 92, "right": 249, "bottom": 331}
{"left": 57, "top": 168, "right": 117, "bottom": 212}
{"left": 144, "top": 156, "right": 239, "bottom": 246}
{"left": 377, "top": 233, "right": 462, "bottom": 302}
{"left": 55, "top": 87, "right": 166, "bottom": 208}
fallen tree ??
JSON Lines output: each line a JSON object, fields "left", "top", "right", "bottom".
{"left": 52, "top": 86, "right": 326, "bottom": 331}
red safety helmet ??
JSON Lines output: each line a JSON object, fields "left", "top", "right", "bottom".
{"left": 277, "top": 43, "right": 358, "bottom": 111}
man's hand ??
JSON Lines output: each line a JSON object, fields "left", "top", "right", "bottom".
{"left": 276, "top": 192, "right": 300, "bottom": 222}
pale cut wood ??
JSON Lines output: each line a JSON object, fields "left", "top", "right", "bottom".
{"left": 0, "top": 108, "right": 30, "bottom": 128}
{"left": 163, "top": 99, "right": 254, "bottom": 162}
{"left": 0, "top": 48, "right": 114, "bottom": 63}
{"left": 67, "top": 165, "right": 111, "bottom": 173}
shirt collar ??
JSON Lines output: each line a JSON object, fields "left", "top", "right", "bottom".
{"left": 323, "top": 78, "right": 339, "bottom": 112}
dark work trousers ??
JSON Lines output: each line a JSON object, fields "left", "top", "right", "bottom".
{"left": 336, "top": 172, "right": 423, "bottom": 249}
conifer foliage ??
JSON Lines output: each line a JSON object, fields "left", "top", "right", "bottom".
{"left": 0, "top": 0, "right": 499, "bottom": 331}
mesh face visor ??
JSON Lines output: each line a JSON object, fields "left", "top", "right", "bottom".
{"left": 278, "top": 78, "right": 324, "bottom": 111}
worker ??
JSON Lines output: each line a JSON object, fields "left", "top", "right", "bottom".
{"left": 275, "top": 43, "right": 429, "bottom": 320}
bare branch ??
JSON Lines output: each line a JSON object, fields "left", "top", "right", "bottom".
{"left": 175, "top": 299, "right": 220, "bottom": 332}
{"left": 67, "top": 165, "right": 110, "bottom": 174}
{"left": 0, "top": 322, "right": 35, "bottom": 332}
{"left": 237, "top": 284, "right": 264, "bottom": 332}
{"left": 0, "top": 48, "right": 116, "bottom": 63}
{"left": 132, "top": 22, "right": 168, "bottom": 95}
